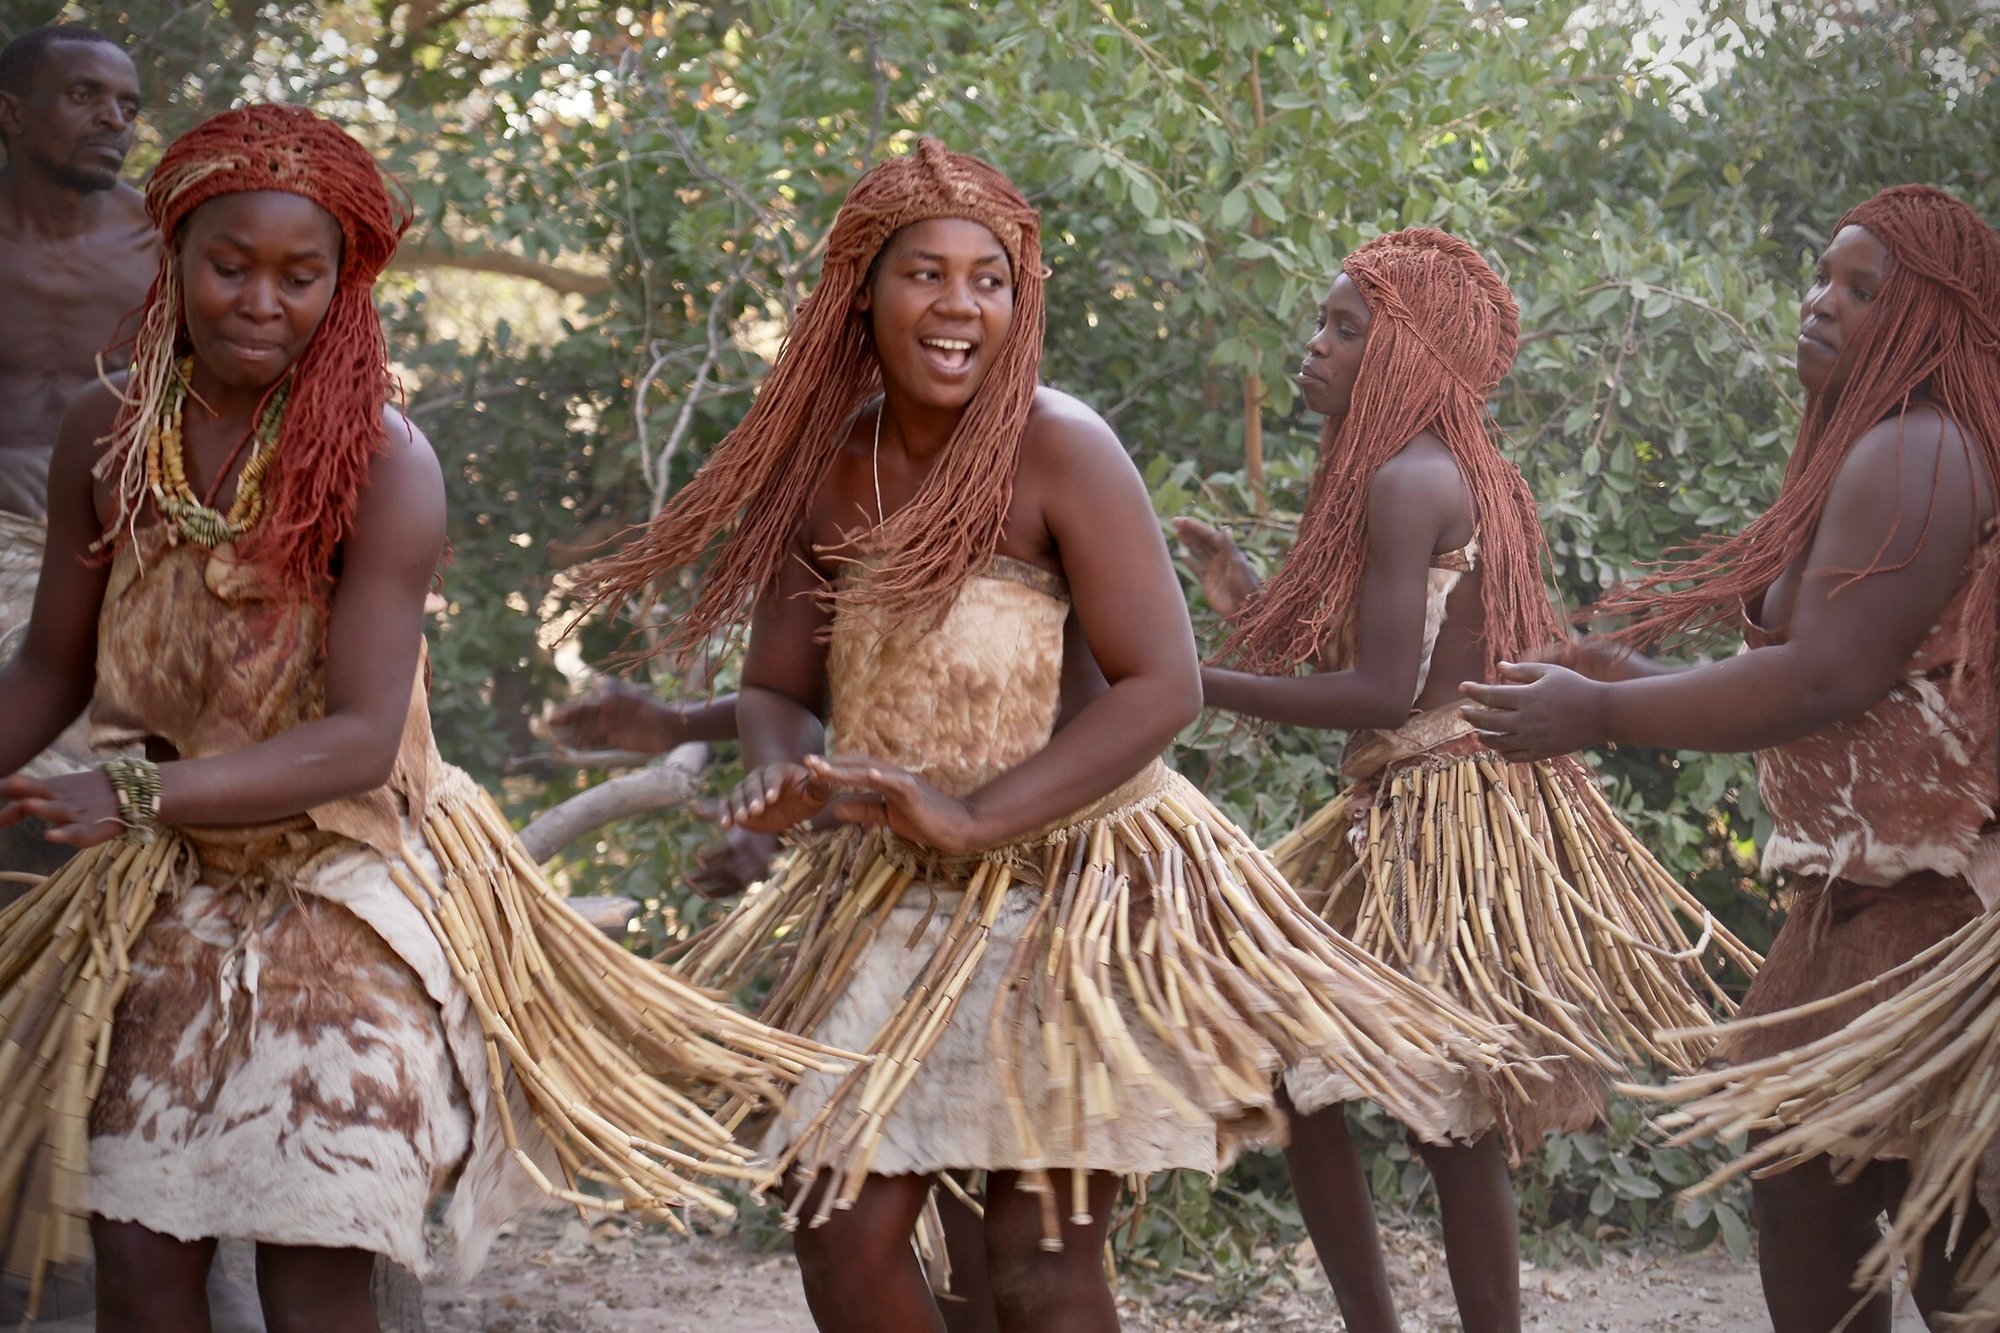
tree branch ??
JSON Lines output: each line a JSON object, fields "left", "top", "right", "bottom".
{"left": 391, "top": 242, "right": 612, "bottom": 297}
{"left": 643, "top": 278, "right": 737, "bottom": 518}
{"left": 517, "top": 743, "right": 710, "bottom": 863}
{"left": 506, "top": 746, "right": 658, "bottom": 774}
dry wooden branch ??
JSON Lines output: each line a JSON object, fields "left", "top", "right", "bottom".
{"left": 517, "top": 743, "right": 709, "bottom": 862}
{"left": 505, "top": 747, "right": 658, "bottom": 775}
{"left": 390, "top": 242, "right": 611, "bottom": 297}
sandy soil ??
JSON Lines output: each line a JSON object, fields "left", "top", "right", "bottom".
{"left": 419, "top": 1210, "right": 1930, "bottom": 1332}
{"left": 4, "top": 1209, "right": 1926, "bottom": 1330}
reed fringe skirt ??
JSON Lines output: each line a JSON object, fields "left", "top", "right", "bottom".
{"left": 1270, "top": 719, "right": 1759, "bottom": 1157}
{"left": 0, "top": 773, "right": 849, "bottom": 1311}
{"left": 0, "top": 514, "right": 95, "bottom": 780}
{"left": 676, "top": 760, "right": 1512, "bottom": 1233}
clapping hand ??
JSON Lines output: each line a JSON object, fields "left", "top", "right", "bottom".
{"left": 803, "top": 754, "right": 983, "bottom": 855}
{"left": 1459, "top": 661, "right": 1608, "bottom": 763}
{"left": 698, "top": 762, "right": 833, "bottom": 835}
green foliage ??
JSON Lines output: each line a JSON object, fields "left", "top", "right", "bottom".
{"left": 36, "top": 0, "right": 1995, "bottom": 1286}
{"left": 1501, "top": 1103, "right": 1752, "bottom": 1267}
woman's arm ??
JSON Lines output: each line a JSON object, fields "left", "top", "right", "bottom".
{"left": 1199, "top": 449, "right": 1459, "bottom": 730}
{"left": 711, "top": 528, "right": 836, "bottom": 833}
{"left": 548, "top": 686, "right": 742, "bottom": 753}
{"left": 1463, "top": 409, "right": 1992, "bottom": 760}
{"left": 4, "top": 410, "right": 447, "bottom": 843}
{"left": 1537, "top": 637, "right": 1682, "bottom": 683}
{"left": 1052, "top": 605, "right": 1109, "bottom": 731}
{"left": 0, "top": 383, "right": 119, "bottom": 779}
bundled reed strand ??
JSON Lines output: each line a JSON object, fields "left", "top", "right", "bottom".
{"left": 676, "top": 767, "right": 1514, "bottom": 1237}
{"left": 0, "top": 793, "right": 854, "bottom": 1313}
{"left": 0, "top": 837, "right": 185, "bottom": 1314}
{"left": 1644, "top": 908, "right": 2000, "bottom": 1298}
{"left": 1946, "top": 1237, "right": 2000, "bottom": 1330}
{"left": 389, "top": 789, "right": 854, "bottom": 1218}
{"left": 1272, "top": 750, "right": 1761, "bottom": 1086}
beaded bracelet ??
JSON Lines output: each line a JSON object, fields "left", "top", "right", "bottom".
{"left": 101, "top": 757, "right": 164, "bottom": 843}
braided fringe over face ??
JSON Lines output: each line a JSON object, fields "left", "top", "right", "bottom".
{"left": 578, "top": 138, "right": 1046, "bottom": 663}
{"left": 1224, "top": 228, "right": 1563, "bottom": 675}
{"left": 96, "top": 103, "right": 411, "bottom": 608}
{"left": 1596, "top": 185, "right": 2000, "bottom": 712}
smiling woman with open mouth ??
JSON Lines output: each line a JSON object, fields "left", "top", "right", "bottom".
{"left": 579, "top": 138, "right": 1508, "bottom": 1333}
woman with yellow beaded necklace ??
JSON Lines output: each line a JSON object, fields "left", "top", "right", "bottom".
{"left": 144, "top": 359, "right": 289, "bottom": 548}
{"left": 0, "top": 104, "right": 845, "bottom": 1333}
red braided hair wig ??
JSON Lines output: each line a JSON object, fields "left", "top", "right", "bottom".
{"left": 579, "top": 138, "right": 1047, "bottom": 662}
{"left": 99, "top": 102, "right": 411, "bottom": 605}
{"left": 1225, "top": 227, "right": 1562, "bottom": 676}
{"left": 1595, "top": 186, "right": 2000, "bottom": 701}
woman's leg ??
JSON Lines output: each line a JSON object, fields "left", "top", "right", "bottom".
{"left": 91, "top": 1218, "right": 217, "bottom": 1333}
{"left": 790, "top": 1170, "right": 943, "bottom": 1333}
{"left": 936, "top": 1174, "right": 1001, "bottom": 1333}
{"left": 1281, "top": 1094, "right": 1401, "bottom": 1332}
{"left": 254, "top": 1243, "right": 379, "bottom": 1333}
{"left": 981, "top": 1170, "right": 1121, "bottom": 1333}
{"left": 1749, "top": 1148, "right": 1891, "bottom": 1333}
{"left": 1415, "top": 1132, "right": 1520, "bottom": 1333}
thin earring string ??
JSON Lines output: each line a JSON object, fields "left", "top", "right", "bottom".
{"left": 871, "top": 401, "right": 886, "bottom": 527}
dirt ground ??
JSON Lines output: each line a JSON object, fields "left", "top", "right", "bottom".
{"left": 420, "top": 1210, "right": 1930, "bottom": 1332}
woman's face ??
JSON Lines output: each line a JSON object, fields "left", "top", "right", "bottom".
{"left": 1297, "top": 273, "right": 1372, "bottom": 419}
{"left": 1797, "top": 223, "right": 1891, "bottom": 399}
{"left": 178, "top": 190, "right": 342, "bottom": 394}
{"left": 858, "top": 217, "right": 1016, "bottom": 413}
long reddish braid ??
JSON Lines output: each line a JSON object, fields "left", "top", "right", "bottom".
{"left": 99, "top": 103, "right": 411, "bottom": 606}
{"left": 578, "top": 138, "right": 1047, "bottom": 662}
{"left": 1596, "top": 185, "right": 2000, "bottom": 706}
{"left": 1225, "top": 227, "right": 1562, "bottom": 676}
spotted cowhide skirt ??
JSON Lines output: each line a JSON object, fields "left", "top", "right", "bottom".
{"left": 87, "top": 832, "right": 475, "bottom": 1273}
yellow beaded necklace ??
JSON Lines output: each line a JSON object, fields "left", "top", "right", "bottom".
{"left": 144, "top": 358, "right": 291, "bottom": 547}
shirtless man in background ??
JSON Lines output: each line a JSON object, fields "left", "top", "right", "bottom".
{"left": 0, "top": 24, "right": 155, "bottom": 875}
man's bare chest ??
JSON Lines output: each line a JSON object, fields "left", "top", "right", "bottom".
{"left": 0, "top": 234, "right": 153, "bottom": 374}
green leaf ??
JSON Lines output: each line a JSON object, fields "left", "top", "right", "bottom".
{"left": 1651, "top": 1147, "right": 1701, "bottom": 1188}
{"left": 1219, "top": 187, "right": 1250, "bottom": 229}
{"left": 1715, "top": 1202, "right": 1751, "bottom": 1261}
{"left": 1129, "top": 172, "right": 1162, "bottom": 218}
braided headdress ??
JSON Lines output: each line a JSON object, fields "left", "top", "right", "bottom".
{"left": 1596, "top": 185, "right": 2000, "bottom": 700}
{"left": 99, "top": 102, "right": 411, "bottom": 605}
{"left": 580, "top": 138, "right": 1047, "bottom": 661}
{"left": 1226, "top": 226, "right": 1561, "bottom": 675}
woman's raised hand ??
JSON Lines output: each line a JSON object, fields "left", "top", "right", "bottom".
{"left": 1171, "top": 517, "right": 1260, "bottom": 621}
